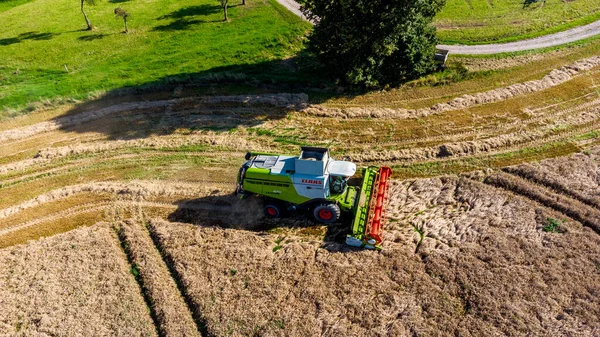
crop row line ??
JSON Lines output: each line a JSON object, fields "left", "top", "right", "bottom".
{"left": 362, "top": 97, "right": 600, "bottom": 148}
{"left": 117, "top": 220, "right": 202, "bottom": 337}
{"left": 0, "top": 151, "right": 240, "bottom": 189}
{"left": 147, "top": 220, "right": 213, "bottom": 337}
{"left": 483, "top": 172, "right": 600, "bottom": 235}
{"left": 503, "top": 166, "right": 600, "bottom": 211}
{"left": 0, "top": 202, "right": 110, "bottom": 237}
{"left": 370, "top": 118, "right": 600, "bottom": 168}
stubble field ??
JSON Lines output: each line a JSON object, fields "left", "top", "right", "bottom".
{"left": 2, "top": 52, "right": 600, "bottom": 336}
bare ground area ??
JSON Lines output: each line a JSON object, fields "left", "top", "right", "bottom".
{"left": 0, "top": 225, "right": 157, "bottom": 337}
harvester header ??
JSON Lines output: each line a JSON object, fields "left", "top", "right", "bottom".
{"left": 236, "top": 146, "right": 392, "bottom": 250}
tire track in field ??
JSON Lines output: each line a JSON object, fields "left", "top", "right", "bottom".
{"left": 483, "top": 171, "right": 600, "bottom": 234}
{"left": 503, "top": 161, "right": 600, "bottom": 210}
{"left": 116, "top": 220, "right": 202, "bottom": 337}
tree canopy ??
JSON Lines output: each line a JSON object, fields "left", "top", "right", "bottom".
{"left": 301, "top": 0, "right": 446, "bottom": 88}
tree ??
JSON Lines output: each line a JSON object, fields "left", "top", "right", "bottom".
{"left": 81, "top": 0, "right": 96, "bottom": 30}
{"left": 220, "top": 0, "right": 229, "bottom": 21}
{"left": 301, "top": 0, "right": 446, "bottom": 88}
{"left": 114, "top": 7, "right": 130, "bottom": 33}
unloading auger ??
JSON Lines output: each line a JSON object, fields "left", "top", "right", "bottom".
{"left": 236, "top": 146, "right": 392, "bottom": 250}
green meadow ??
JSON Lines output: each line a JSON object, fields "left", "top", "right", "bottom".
{"left": 0, "top": 0, "right": 311, "bottom": 114}
{"left": 3, "top": 0, "right": 600, "bottom": 114}
{"left": 435, "top": 0, "right": 600, "bottom": 44}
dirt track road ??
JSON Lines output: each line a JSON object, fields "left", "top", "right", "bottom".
{"left": 278, "top": 0, "right": 600, "bottom": 55}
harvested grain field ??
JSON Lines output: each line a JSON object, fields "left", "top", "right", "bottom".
{"left": 503, "top": 148, "right": 600, "bottom": 210}
{"left": 2, "top": 52, "right": 600, "bottom": 335}
{"left": 149, "top": 176, "right": 600, "bottom": 337}
{"left": 117, "top": 220, "right": 200, "bottom": 337}
{"left": 0, "top": 224, "right": 157, "bottom": 336}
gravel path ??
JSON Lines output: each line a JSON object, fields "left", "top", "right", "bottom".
{"left": 276, "top": 0, "right": 311, "bottom": 22}
{"left": 438, "top": 20, "right": 600, "bottom": 54}
{"left": 277, "top": 0, "right": 600, "bottom": 55}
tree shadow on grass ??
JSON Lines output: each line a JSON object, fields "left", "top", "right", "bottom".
{"left": 153, "top": 5, "right": 223, "bottom": 30}
{"left": 48, "top": 53, "right": 358, "bottom": 141}
{"left": 152, "top": 19, "right": 207, "bottom": 31}
{"left": 78, "top": 33, "right": 110, "bottom": 41}
{"left": 523, "top": 0, "right": 544, "bottom": 8}
{"left": 48, "top": 60, "right": 304, "bottom": 140}
{"left": 0, "top": 31, "right": 56, "bottom": 46}
{"left": 158, "top": 4, "right": 221, "bottom": 19}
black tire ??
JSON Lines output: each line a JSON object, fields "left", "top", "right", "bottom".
{"left": 313, "top": 203, "right": 341, "bottom": 223}
{"left": 264, "top": 203, "right": 282, "bottom": 218}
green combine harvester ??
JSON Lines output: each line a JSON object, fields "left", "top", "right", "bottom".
{"left": 236, "top": 147, "right": 392, "bottom": 250}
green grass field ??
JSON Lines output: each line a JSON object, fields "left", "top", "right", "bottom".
{"left": 0, "top": 0, "right": 311, "bottom": 114}
{"left": 435, "top": 0, "right": 600, "bottom": 44}
{"left": 3, "top": 0, "right": 600, "bottom": 114}
{"left": 0, "top": 0, "right": 32, "bottom": 12}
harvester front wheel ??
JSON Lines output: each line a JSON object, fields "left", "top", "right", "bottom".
{"left": 313, "top": 203, "right": 340, "bottom": 223}
{"left": 264, "top": 203, "right": 282, "bottom": 218}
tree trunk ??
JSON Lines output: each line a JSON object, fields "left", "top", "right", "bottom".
{"left": 242, "top": 0, "right": 245, "bottom": 5}
{"left": 223, "top": 3, "right": 228, "bottom": 21}
{"left": 124, "top": 18, "right": 128, "bottom": 33}
{"left": 81, "top": 0, "right": 92, "bottom": 30}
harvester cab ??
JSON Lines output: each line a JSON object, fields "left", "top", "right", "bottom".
{"left": 236, "top": 146, "right": 392, "bottom": 250}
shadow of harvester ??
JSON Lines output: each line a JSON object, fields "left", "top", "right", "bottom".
{"left": 167, "top": 193, "right": 353, "bottom": 244}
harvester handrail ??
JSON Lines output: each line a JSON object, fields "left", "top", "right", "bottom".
{"left": 245, "top": 151, "right": 291, "bottom": 160}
